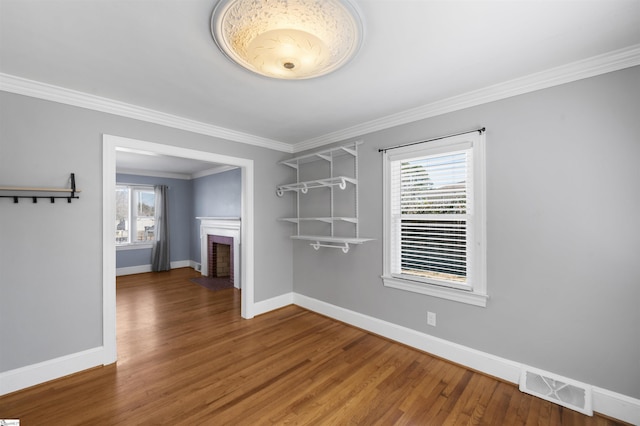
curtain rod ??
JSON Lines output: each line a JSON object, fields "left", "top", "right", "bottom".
{"left": 378, "top": 127, "right": 485, "bottom": 153}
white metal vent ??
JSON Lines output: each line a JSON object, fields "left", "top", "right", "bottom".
{"left": 519, "top": 367, "right": 593, "bottom": 416}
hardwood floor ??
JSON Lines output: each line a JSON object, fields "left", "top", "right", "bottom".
{"left": 0, "top": 268, "right": 628, "bottom": 425}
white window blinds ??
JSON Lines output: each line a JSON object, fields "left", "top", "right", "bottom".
{"left": 390, "top": 148, "right": 473, "bottom": 289}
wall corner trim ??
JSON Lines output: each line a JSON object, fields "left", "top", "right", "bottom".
{"left": 292, "top": 293, "right": 640, "bottom": 424}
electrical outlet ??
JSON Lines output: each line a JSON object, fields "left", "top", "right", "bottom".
{"left": 427, "top": 311, "right": 436, "bottom": 327}
{"left": 427, "top": 312, "right": 436, "bottom": 326}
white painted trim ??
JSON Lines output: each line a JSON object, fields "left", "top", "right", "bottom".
{"left": 592, "top": 386, "right": 640, "bottom": 425}
{"left": 102, "top": 141, "right": 118, "bottom": 365}
{"left": 3, "top": 46, "right": 638, "bottom": 156}
{"left": 0, "top": 73, "right": 292, "bottom": 153}
{"left": 197, "top": 218, "right": 240, "bottom": 288}
{"left": 103, "top": 134, "right": 257, "bottom": 371}
{"left": 115, "top": 260, "right": 192, "bottom": 277}
{"left": 293, "top": 44, "right": 640, "bottom": 152}
{"left": 191, "top": 165, "right": 238, "bottom": 180}
{"left": 291, "top": 292, "right": 640, "bottom": 424}
{"left": 116, "top": 265, "right": 152, "bottom": 276}
{"left": 117, "top": 168, "right": 192, "bottom": 180}
{"left": 241, "top": 162, "right": 255, "bottom": 318}
{"left": 0, "top": 347, "right": 105, "bottom": 396}
{"left": 116, "top": 243, "right": 153, "bottom": 251}
{"left": 171, "top": 260, "right": 191, "bottom": 269}
{"left": 293, "top": 293, "right": 520, "bottom": 382}
{"left": 3, "top": 289, "right": 637, "bottom": 423}
{"left": 381, "top": 132, "right": 487, "bottom": 306}
{"left": 382, "top": 275, "right": 488, "bottom": 307}
{"left": 116, "top": 165, "right": 238, "bottom": 180}
{"left": 253, "top": 292, "right": 294, "bottom": 316}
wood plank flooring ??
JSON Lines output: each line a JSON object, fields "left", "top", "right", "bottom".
{"left": 0, "top": 268, "right": 629, "bottom": 425}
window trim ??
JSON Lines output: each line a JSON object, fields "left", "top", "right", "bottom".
{"left": 115, "top": 184, "right": 156, "bottom": 247}
{"left": 382, "top": 132, "right": 487, "bottom": 307}
{"left": 116, "top": 243, "right": 153, "bottom": 251}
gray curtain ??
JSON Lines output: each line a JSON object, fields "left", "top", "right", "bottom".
{"left": 151, "top": 185, "right": 170, "bottom": 272}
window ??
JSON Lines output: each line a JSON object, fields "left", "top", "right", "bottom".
{"left": 116, "top": 185, "right": 156, "bottom": 246}
{"left": 382, "top": 131, "right": 487, "bottom": 306}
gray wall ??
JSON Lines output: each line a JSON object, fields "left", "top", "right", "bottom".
{"left": 0, "top": 91, "right": 293, "bottom": 372}
{"left": 191, "top": 168, "right": 242, "bottom": 264}
{"left": 1, "top": 67, "right": 638, "bottom": 400}
{"left": 116, "top": 169, "right": 243, "bottom": 268}
{"left": 115, "top": 173, "right": 193, "bottom": 268}
{"left": 292, "top": 66, "right": 640, "bottom": 398}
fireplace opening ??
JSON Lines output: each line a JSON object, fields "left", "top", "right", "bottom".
{"left": 207, "top": 235, "right": 234, "bottom": 285}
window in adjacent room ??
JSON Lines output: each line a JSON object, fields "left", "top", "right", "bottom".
{"left": 382, "top": 130, "right": 487, "bottom": 307}
{"left": 116, "top": 185, "right": 156, "bottom": 246}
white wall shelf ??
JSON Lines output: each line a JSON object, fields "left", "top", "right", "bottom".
{"left": 277, "top": 141, "right": 373, "bottom": 252}
{"left": 275, "top": 176, "right": 356, "bottom": 197}
{"left": 291, "top": 235, "right": 374, "bottom": 253}
{"left": 279, "top": 144, "right": 358, "bottom": 169}
{"left": 278, "top": 217, "right": 358, "bottom": 224}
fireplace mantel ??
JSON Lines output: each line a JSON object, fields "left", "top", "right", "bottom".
{"left": 197, "top": 217, "right": 241, "bottom": 230}
{"left": 197, "top": 217, "right": 241, "bottom": 287}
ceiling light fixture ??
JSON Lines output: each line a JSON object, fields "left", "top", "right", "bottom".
{"left": 211, "top": 0, "right": 364, "bottom": 80}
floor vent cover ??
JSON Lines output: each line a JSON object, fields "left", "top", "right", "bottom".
{"left": 519, "top": 367, "right": 593, "bottom": 416}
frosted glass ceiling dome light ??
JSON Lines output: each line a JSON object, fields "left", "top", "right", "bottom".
{"left": 211, "top": 0, "right": 363, "bottom": 79}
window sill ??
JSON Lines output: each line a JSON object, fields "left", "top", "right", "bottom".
{"left": 116, "top": 243, "right": 153, "bottom": 251}
{"left": 382, "top": 275, "right": 488, "bottom": 307}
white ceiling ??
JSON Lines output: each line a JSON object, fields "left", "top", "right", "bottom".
{"left": 1, "top": 0, "right": 640, "bottom": 154}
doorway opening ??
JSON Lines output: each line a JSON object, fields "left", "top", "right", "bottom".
{"left": 102, "top": 134, "right": 254, "bottom": 365}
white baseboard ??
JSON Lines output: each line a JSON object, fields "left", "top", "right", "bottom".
{"left": 593, "top": 386, "right": 640, "bottom": 425}
{"left": 116, "top": 260, "right": 192, "bottom": 276}
{"left": 4, "top": 291, "right": 636, "bottom": 424}
{"left": 0, "top": 347, "right": 106, "bottom": 396}
{"left": 171, "top": 260, "right": 191, "bottom": 269}
{"left": 116, "top": 264, "right": 152, "bottom": 276}
{"left": 253, "top": 292, "right": 294, "bottom": 316}
{"left": 293, "top": 293, "right": 521, "bottom": 382}
{"left": 292, "top": 293, "right": 640, "bottom": 425}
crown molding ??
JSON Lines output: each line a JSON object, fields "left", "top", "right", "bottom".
{"left": 191, "top": 165, "right": 238, "bottom": 179}
{"left": 2, "top": 44, "right": 638, "bottom": 156}
{"left": 116, "top": 168, "right": 193, "bottom": 180}
{"left": 293, "top": 43, "right": 640, "bottom": 153}
{"left": 116, "top": 164, "right": 237, "bottom": 180}
{"left": 0, "top": 73, "right": 294, "bottom": 153}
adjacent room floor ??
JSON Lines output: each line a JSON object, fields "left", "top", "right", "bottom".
{"left": 0, "top": 268, "right": 629, "bottom": 424}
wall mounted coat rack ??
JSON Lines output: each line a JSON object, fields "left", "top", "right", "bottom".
{"left": 0, "top": 173, "right": 81, "bottom": 203}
